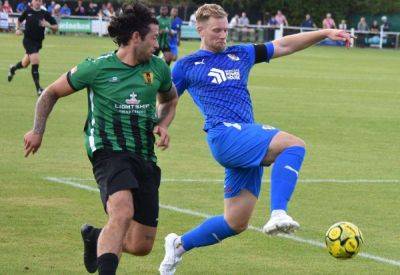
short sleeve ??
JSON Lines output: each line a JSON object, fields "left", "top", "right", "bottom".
{"left": 45, "top": 11, "right": 57, "bottom": 25}
{"left": 158, "top": 60, "right": 173, "bottom": 93}
{"left": 172, "top": 61, "right": 187, "bottom": 96}
{"left": 66, "top": 58, "right": 98, "bottom": 91}
{"left": 18, "top": 11, "right": 27, "bottom": 22}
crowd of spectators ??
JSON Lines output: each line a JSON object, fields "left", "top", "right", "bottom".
{"left": 0, "top": 0, "right": 118, "bottom": 19}
{"left": 0, "top": 1, "right": 395, "bottom": 34}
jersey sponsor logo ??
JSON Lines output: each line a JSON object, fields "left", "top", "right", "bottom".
{"left": 143, "top": 72, "right": 153, "bottom": 85}
{"left": 126, "top": 92, "right": 141, "bottom": 105}
{"left": 194, "top": 59, "right": 205, "bottom": 65}
{"left": 227, "top": 54, "right": 240, "bottom": 61}
{"left": 208, "top": 68, "right": 240, "bottom": 84}
{"left": 114, "top": 91, "right": 150, "bottom": 114}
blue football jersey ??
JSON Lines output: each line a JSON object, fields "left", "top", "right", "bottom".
{"left": 169, "top": 17, "right": 182, "bottom": 46}
{"left": 172, "top": 43, "right": 274, "bottom": 131}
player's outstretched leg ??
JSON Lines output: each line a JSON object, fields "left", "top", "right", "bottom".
{"left": 159, "top": 190, "right": 256, "bottom": 274}
{"left": 81, "top": 224, "right": 101, "bottom": 273}
{"left": 159, "top": 215, "right": 238, "bottom": 275}
{"left": 261, "top": 132, "right": 306, "bottom": 235}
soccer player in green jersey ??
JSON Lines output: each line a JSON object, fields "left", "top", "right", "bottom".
{"left": 155, "top": 6, "right": 173, "bottom": 65}
{"left": 23, "top": 3, "right": 178, "bottom": 275}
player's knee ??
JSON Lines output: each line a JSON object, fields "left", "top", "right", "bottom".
{"left": 125, "top": 243, "right": 153, "bottom": 256}
{"left": 107, "top": 203, "right": 133, "bottom": 227}
{"left": 226, "top": 217, "right": 249, "bottom": 233}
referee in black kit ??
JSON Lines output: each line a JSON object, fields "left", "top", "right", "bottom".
{"left": 8, "top": 0, "right": 58, "bottom": 96}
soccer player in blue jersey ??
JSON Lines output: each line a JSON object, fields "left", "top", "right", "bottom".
{"left": 159, "top": 4, "right": 352, "bottom": 274}
{"left": 169, "top": 7, "right": 183, "bottom": 61}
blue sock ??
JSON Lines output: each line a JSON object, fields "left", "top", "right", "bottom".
{"left": 181, "top": 215, "right": 237, "bottom": 252}
{"left": 270, "top": 146, "right": 306, "bottom": 212}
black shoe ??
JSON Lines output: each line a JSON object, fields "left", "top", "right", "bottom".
{"left": 36, "top": 87, "right": 43, "bottom": 96}
{"left": 8, "top": 66, "right": 15, "bottom": 82}
{"left": 81, "top": 224, "right": 98, "bottom": 273}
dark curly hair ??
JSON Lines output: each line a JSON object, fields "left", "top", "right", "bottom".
{"left": 108, "top": 2, "right": 158, "bottom": 46}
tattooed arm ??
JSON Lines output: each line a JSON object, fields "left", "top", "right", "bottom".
{"left": 24, "top": 74, "right": 76, "bottom": 157}
{"left": 153, "top": 84, "right": 178, "bottom": 150}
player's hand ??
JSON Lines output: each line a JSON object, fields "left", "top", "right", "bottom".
{"left": 153, "top": 125, "right": 169, "bottom": 150}
{"left": 15, "top": 29, "right": 22, "bottom": 36}
{"left": 40, "top": 19, "right": 50, "bottom": 28}
{"left": 326, "top": 29, "right": 355, "bottom": 48}
{"left": 24, "top": 130, "right": 43, "bottom": 157}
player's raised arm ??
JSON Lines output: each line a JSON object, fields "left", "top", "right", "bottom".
{"left": 23, "top": 74, "right": 75, "bottom": 157}
{"left": 271, "top": 29, "right": 353, "bottom": 59}
{"left": 154, "top": 84, "right": 179, "bottom": 150}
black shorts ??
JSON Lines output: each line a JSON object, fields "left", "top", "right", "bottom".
{"left": 23, "top": 37, "right": 42, "bottom": 54}
{"left": 91, "top": 149, "right": 161, "bottom": 227}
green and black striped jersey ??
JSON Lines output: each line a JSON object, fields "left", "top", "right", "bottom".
{"left": 67, "top": 52, "right": 172, "bottom": 162}
{"left": 157, "top": 15, "right": 171, "bottom": 49}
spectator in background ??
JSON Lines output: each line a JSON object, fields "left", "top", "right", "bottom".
{"left": 60, "top": 3, "right": 71, "bottom": 16}
{"left": 74, "top": 0, "right": 85, "bottom": 16}
{"left": 238, "top": 12, "right": 250, "bottom": 42}
{"left": 229, "top": 14, "right": 239, "bottom": 28}
{"left": 370, "top": 20, "right": 379, "bottom": 33}
{"left": 357, "top": 17, "right": 368, "bottom": 48}
{"left": 357, "top": 17, "right": 368, "bottom": 31}
{"left": 0, "top": 1, "right": 3, "bottom": 12}
{"left": 267, "top": 14, "right": 279, "bottom": 27}
{"left": 106, "top": 2, "right": 115, "bottom": 18}
{"left": 52, "top": 4, "right": 61, "bottom": 22}
{"left": 189, "top": 12, "right": 196, "bottom": 26}
{"left": 86, "top": 1, "right": 98, "bottom": 17}
{"left": 99, "top": 3, "right": 107, "bottom": 18}
{"left": 339, "top": 19, "right": 347, "bottom": 30}
{"left": 47, "top": 0, "right": 55, "bottom": 13}
{"left": 381, "top": 16, "right": 390, "bottom": 31}
{"left": 275, "top": 10, "right": 288, "bottom": 26}
{"left": 322, "top": 13, "right": 336, "bottom": 29}
{"left": 2, "top": 0, "right": 13, "bottom": 14}
{"left": 301, "top": 14, "right": 317, "bottom": 29}
{"left": 16, "top": 0, "right": 27, "bottom": 13}
{"left": 238, "top": 12, "right": 249, "bottom": 26}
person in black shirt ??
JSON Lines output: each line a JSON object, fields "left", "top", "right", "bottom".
{"left": 8, "top": 0, "right": 58, "bottom": 96}
{"left": 86, "top": 1, "right": 98, "bottom": 17}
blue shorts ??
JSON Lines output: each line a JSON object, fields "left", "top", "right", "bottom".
{"left": 207, "top": 122, "right": 279, "bottom": 199}
{"left": 169, "top": 44, "right": 178, "bottom": 56}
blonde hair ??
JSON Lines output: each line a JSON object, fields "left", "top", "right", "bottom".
{"left": 195, "top": 4, "right": 227, "bottom": 23}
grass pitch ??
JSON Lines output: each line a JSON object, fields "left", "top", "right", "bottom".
{"left": 0, "top": 33, "right": 399, "bottom": 274}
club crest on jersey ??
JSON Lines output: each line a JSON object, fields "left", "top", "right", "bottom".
{"left": 227, "top": 54, "right": 240, "bottom": 61}
{"left": 126, "top": 92, "right": 141, "bottom": 105}
{"left": 143, "top": 72, "right": 153, "bottom": 85}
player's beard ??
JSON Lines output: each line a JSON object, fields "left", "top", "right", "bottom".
{"left": 135, "top": 47, "right": 152, "bottom": 63}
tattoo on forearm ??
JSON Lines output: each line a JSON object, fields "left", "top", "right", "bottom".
{"left": 33, "top": 91, "right": 58, "bottom": 134}
{"left": 157, "top": 85, "right": 177, "bottom": 125}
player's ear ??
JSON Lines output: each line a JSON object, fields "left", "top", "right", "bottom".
{"left": 131, "top": 31, "right": 141, "bottom": 43}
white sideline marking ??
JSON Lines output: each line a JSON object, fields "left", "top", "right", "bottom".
{"left": 56, "top": 177, "right": 400, "bottom": 184}
{"left": 43, "top": 177, "right": 400, "bottom": 268}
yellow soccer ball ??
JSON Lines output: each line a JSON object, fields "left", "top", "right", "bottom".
{"left": 325, "top": 221, "right": 363, "bottom": 259}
